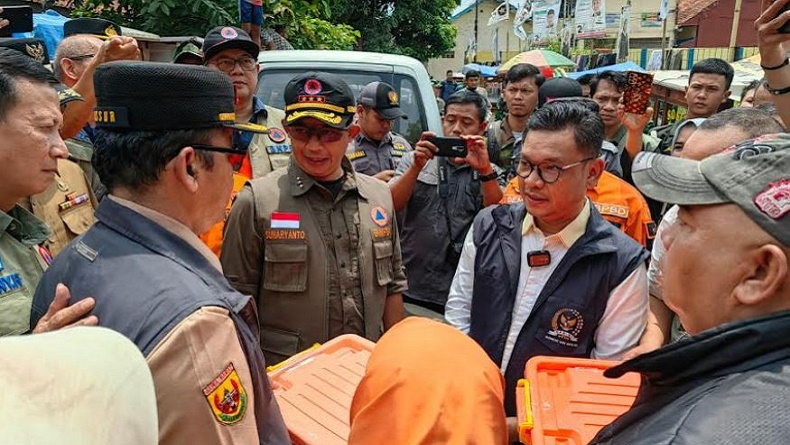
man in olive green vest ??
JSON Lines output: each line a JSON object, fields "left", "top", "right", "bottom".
{"left": 0, "top": 48, "right": 97, "bottom": 336}
{"left": 202, "top": 26, "right": 292, "bottom": 177}
{"left": 221, "top": 72, "right": 406, "bottom": 365}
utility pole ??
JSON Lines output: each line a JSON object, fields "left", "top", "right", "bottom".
{"left": 474, "top": 0, "right": 479, "bottom": 63}
{"left": 728, "top": 0, "right": 743, "bottom": 61}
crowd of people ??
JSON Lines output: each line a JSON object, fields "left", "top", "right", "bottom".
{"left": 1, "top": 0, "right": 790, "bottom": 443}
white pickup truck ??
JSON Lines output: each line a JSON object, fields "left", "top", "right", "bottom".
{"left": 256, "top": 50, "right": 442, "bottom": 145}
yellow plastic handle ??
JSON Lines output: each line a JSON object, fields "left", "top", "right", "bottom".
{"left": 517, "top": 379, "right": 534, "bottom": 444}
{"left": 266, "top": 342, "right": 321, "bottom": 373}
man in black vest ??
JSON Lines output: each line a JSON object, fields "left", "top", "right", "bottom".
{"left": 445, "top": 100, "right": 649, "bottom": 425}
{"left": 31, "top": 62, "right": 289, "bottom": 444}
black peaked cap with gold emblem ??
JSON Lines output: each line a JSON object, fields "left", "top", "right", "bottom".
{"left": 283, "top": 71, "right": 356, "bottom": 129}
{"left": 64, "top": 18, "right": 122, "bottom": 39}
{"left": 93, "top": 61, "right": 268, "bottom": 134}
{"left": 0, "top": 38, "right": 83, "bottom": 106}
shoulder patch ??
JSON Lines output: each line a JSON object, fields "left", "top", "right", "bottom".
{"left": 646, "top": 221, "right": 658, "bottom": 239}
{"left": 203, "top": 363, "right": 247, "bottom": 425}
{"left": 347, "top": 150, "right": 367, "bottom": 161}
{"left": 594, "top": 202, "right": 629, "bottom": 219}
{"left": 266, "top": 144, "right": 292, "bottom": 154}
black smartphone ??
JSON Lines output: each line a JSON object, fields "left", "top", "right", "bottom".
{"left": 0, "top": 6, "right": 34, "bottom": 37}
{"left": 429, "top": 136, "right": 468, "bottom": 157}
{"left": 780, "top": 2, "right": 790, "bottom": 33}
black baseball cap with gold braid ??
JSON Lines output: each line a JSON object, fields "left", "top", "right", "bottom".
{"left": 92, "top": 61, "right": 268, "bottom": 134}
{"left": 283, "top": 71, "right": 356, "bottom": 129}
{"left": 63, "top": 18, "right": 122, "bottom": 39}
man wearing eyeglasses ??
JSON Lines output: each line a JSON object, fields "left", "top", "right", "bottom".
{"left": 199, "top": 26, "right": 292, "bottom": 255}
{"left": 31, "top": 61, "right": 290, "bottom": 445}
{"left": 445, "top": 100, "right": 649, "bottom": 429}
{"left": 221, "top": 72, "right": 406, "bottom": 365}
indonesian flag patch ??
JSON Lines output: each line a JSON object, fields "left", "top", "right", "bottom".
{"left": 270, "top": 211, "right": 300, "bottom": 229}
{"left": 203, "top": 363, "right": 247, "bottom": 425}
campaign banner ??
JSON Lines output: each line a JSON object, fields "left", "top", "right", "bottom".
{"left": 513, "top": 0, "right": 532, "bottom": 41}
{"left": 606, "top": 13, "right": 620, "bottom": 28}
{"left": 575, "top": 0, "right": 606, "bottom": 38}
{"left": 532, "top": 0, "right": 562, "bottom": 44}
{"left": 616, "top": 5, "right": 631, "bottom": 62}
{"left": 641, "top": 12, "right": 663, "bottom": 28}
{"left": 488, "top": 2, "right": 510, "bottom": 26}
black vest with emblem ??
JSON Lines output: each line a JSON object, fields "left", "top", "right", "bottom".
{"left": 469, "top": 203, "right": 648, "bottom": 415}
{"left": 30, "top": 198, "right": 290, "bottom": 444}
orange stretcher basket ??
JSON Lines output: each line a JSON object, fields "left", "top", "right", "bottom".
{"left": 267, "top": 334, "right": 375, "bottom": 445}
{"left": 516, "top": 356, "right": 642, "bottom": 445}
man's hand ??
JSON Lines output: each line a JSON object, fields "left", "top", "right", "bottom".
{"left": 454, "top": 135, "right": 493, "bottom": 174}
{"left": 96, "top": 36, "right": 141, "bottom": 64}
{"left": 412, "top": 131, "right": 438, "bottom": 171}
{"left": 757, "top": 0, "right": 790, "bottom": 59}
{"left": 373, "top": 169, "right": 396, "bottom": 182}
{"left": 33, "top": 283, "right": 98, "bottom": 334}
{"left": 619, "top": 104, "right": 653, "bottom": 134}
{"left": 0, "top": 8, "right": 9, "bottom": 30}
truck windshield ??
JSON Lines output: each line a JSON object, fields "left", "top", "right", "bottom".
{"left": 257, "top": 70, "right": 427, "bottom": 145}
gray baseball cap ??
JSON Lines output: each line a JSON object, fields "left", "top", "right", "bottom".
{"left": 632, "top": 133, "right": 790, "bottom": 246}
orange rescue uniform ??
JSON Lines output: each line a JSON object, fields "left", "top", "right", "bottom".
{"left": 199, "top": 171, "right": 250, "bottom": 256}
{"left": 501, "top": 171, "right": 655, "bottom": 247}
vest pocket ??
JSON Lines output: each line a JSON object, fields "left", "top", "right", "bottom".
{"left": 373, "top": 239, "right": 394, "bottom": 286}
{"left": 59, "top": 201, "right": 95, "bottom": 236}
{"left": 263, "top": 241, "right": 308, "bottom": 292}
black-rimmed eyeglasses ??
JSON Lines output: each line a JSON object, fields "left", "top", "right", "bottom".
{"left": 516, "top": 156, "right": 595, "bottom": 184}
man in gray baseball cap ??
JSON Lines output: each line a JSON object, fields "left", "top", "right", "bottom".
{"left": 590, "top": 133, "right": 790, "bottom": 445}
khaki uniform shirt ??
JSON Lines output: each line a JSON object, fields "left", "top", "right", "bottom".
{"left": 18, "top": 159, "right": 97, "bottom": 257}
{"left": 111, "top": 198, "right": 263, "bottom": 445}
{"left": 221, "top": 157, "right": 408, "bottom": 364}
{"left": 0, "top": 205, "right": 50, "bottom": 336}
{"left": 487, "top": 117, "right": 520, "bottom": 170}
{"left": 65, "top": 138, "right": 107, "bottom": 201}
{"left": 346, "top": 131, "right": 412, "bottom": 176}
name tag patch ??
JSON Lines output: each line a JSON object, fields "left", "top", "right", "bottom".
{"left": 545, "top": 308, "right": 584, "bottom": 348}
{"left": 266, "top": 144, "right": 292, "bottom": 154}
{"left": 265, "top": 229, "right": 306, "bottom": 240}
{"left": 372, "top": 227, "right": 391, "bottom": 239}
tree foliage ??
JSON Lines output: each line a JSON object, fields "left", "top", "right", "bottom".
{"left": 73, "top": 0, "right": 359, "bottom": 50}
{"left": 330, "top": 0, "right": 459, "bottom": 62}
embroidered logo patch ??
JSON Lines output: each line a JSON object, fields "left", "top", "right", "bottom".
{"left": 754, "top": 179, "right": 790, "bottom": 220}
{"left": 304, "top": 79, "right": 322, "bottom": 95}
{"left": 203, "top": 363, "right": 247, "bottom": 425}
{"left": 268, "top": 127, "right": 287, "bottom": 143}
{"left": 388, "top": 91, "right": 399, "bottom": 106}
{"left": 370, "top": 206, "right": 389, "bottom": 227}
{"left": 220, "top": 27, "right": 239, "bottom": 39}
{"left": 545, "top": 308, "right": 584, "bottom": 348}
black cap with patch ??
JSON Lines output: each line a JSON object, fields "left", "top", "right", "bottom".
{"left": 92, "top": 61, "right": 268, "bottom": 134}
{"left": 283, "top": 71, "right": 356, "bottom": 129}
{"left": 64, "top": 18, "right": 122, "bottom": 39}
{"left": 0, "top": 39, "right": 83, "bottom": 106}
{"left": 202, "top": 26, "right": 259, "bottom": 61}
{"left": 358, "top": 81, "right": 407, "bottom": 120}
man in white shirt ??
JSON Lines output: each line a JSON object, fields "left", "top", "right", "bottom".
{"left": 445, "top": 99, "right": 649, "bottom": 419}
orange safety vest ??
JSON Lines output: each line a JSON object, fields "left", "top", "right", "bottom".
{"left": 500, "top": 171, "right": 655, "bottom": 247}
{"left": 199, "top": 168, "right": 251, "bottom": 257}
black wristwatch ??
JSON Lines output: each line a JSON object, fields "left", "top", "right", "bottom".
{"left": 479, "top": 171, "right": 498, "bottom": 182}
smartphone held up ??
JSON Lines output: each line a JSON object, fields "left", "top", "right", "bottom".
{"left": 622, "top": 71, "right": 654, "bottom": 115}
{"left": 428, "top": 136, "right": 468, "bottom": 158}
{"left": 0, "top": 6, "right": 33, "bottom": 38}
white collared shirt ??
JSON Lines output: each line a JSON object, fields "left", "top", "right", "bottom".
{"left": 445, "top": 200, "right": 648, "bottom": 371}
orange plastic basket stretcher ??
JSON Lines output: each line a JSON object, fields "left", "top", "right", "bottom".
{"left": 266, "top": 334, "right": 375, "bottom": 445}
{"left": 516, "top": 356, "right": 642, "bottom": 445}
